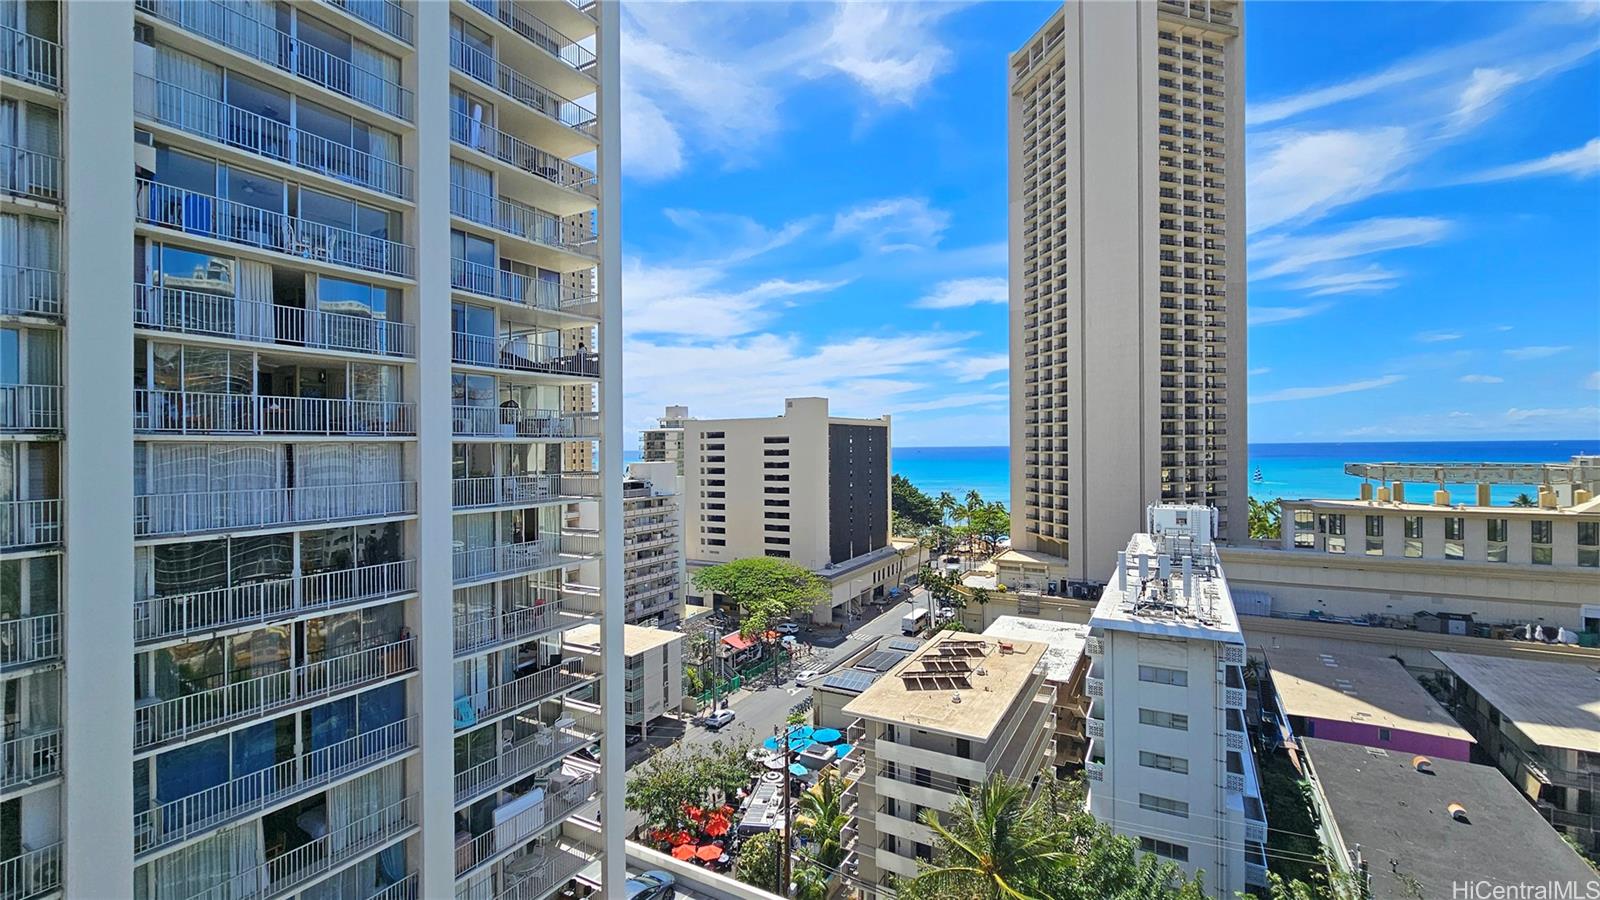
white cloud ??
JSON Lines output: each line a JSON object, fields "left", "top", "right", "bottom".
{"left": 1252, "top": 375, "right": 1405, "bottom": 404}
{"left": 1247, "top": 128, "right": 1412, "bottom": 232}
{"left": 1249, "top": 367, "right": 1272, "bottom": 377}
{"left": 1251, "top": 217, "right": 1451, "bottom": 280}
{"left": 944, "top": 354, "right": 1008, "bottom": 384}
{"left": 1588, "top": 372, "right": 1600, "bottom": 390}
{"left": 1459, "top": 374, "right": 1505, "bottom": 384}
{"left": 807, "top": 3, "right": 959, "bottom": 106}
{"left": 914, "top": 277, "right": 1008, "bottom": 309}
{"left": 623, "top": 259, "right": 848, "bottom": 339}
{"left": 1505, "top": 406, "right": 1600, "bottom": 423}
{"left": 1249, "top": 303, "right": 1332, "bottom": 326}
{"left": 1463, "top": 138, "right": 1600, "bottom": 183}
{"left": 1503, "top": 345, "right": 1571, "bottom": 360}
{"left": 1415, "top": 331, "right": 1463, "bottom": 343}
{"left": 1449, "top": 67, "right": 1525, "bottom": 131}
{"left": 832, "top": 197, "right": 951, "bottom": 253}
{"left": 1288, "top": 266, "right": 1399, "bottom": 296}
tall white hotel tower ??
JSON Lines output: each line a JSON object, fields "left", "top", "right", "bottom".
{"left": 1008, "top": 0, "right": 1248, "bottom": 589}
{"left": 0, "top": 1, "right": 625, "bottom": 898}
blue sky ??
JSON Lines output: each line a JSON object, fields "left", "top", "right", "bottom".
{"left": 617, "top": 1, "right": 1600, "bottom": 447}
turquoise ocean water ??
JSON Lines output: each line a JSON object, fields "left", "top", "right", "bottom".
{"left": 626, "top": 440, "right": 1599, "bottom": 508}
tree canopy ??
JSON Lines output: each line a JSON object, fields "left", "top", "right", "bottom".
{"left": 691, "top": 556, "right": 830, "bottom": 636}
{"left": 624, "top": 737, "right": 754, "bottom": 835}
{"left": 1248, "top": 497, "right": 1282, "bottom": 541}
{"left": 894, "top": 474, "right": 944, "bottom": 530}
{"left": 732, "top": 829, "right": 784, "bottom": 893}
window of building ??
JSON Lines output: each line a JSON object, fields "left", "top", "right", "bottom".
{"left": 1139, "top": 794, "right": 1189, "bottom": 818}
{"left": 1378, "top": 727, "right": 1392, "bottom": 742}
{"left": 1486, "top": 518, "right": 1508, "bottom": 563}
{"left": 762, "top": 435, "right": 789, "bottom": 444}
{"left": 1444, "top": 517, "right": 1465, "bottom": 560}
{"left": 703, "top": 431, "right": 724, "bottom": 438}
{"left": 1138, "top": 665, "right": 1188, "bottom": 687}
{"left": 763, "top": 524, "right": 789, "bottom": 533}
{"left": 1531, "top": 519, "right": 1553, "bottom": 566}
{"left": 1138, "top": 708, "right": 1188, "bottom": 731}
{"left": 1293, "top": 508, "right": 1315, "bottom": 548}
{"left": 707, "top": 539, "right": 725, "bottom": 547}
{"left": 1362, "top": 515, "right": 1383, "bottom": 555}
{"left": 1139, "top": 837, "right": 1189, "bottom": 862}
{"left": 1580, "top": 522, "right": 1600, "bottom": 567}
{"left": 1404, "top": 516, "right": 1424, "bottom": 558}
{"left": 764, "top": 549, "right": 788, "bottom": 558}
{"left": 1139, "top": 751, "right": 1189, "bottom": 774}
{"left": 765, "top": 537, "right": 790, "bottom": 546}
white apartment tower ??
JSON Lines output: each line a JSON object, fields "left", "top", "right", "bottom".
{"left": 1008, "top": 0, "right": 1248, "bottom": 587}
{"left": 639, "top": 403, "right": 688, "bottom": 476}
{"left": 1084, "top": 505, "right": 1267, "bottom": 897}
{"left": 619, "top": 459, "right": 684, "bottom": 626}
{"left": 0, "top": 1, "right": 626, "bottom": 898}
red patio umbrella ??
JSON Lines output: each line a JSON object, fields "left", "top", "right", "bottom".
{"left": 705, "top": 815, "right": 730, "bottom": 837}
{"left": 696, "top": 844, "right": 723, "bottom": 862}
{"left": 671, "top": 844, "right": 698, "bottom": 861}
{"left": 670, "top": 830, "right": 693, "bottom": 846}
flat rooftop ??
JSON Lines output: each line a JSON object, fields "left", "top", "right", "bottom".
{"left": 1304, "top": 738, "right": 1598, "bottom": 899}
{"left": 1433, "top": 652, "right": 1600, "bottom": 752}
{"left": 1344, "top": 457, "right": 1600, "bottom": 488}
{"left": 564, "top": 623, "right": 684, "bottom": 658}
{"left": 842, "top": 631, "right": 1046, "bottom": 742}
{"left": 1089, "top": 532, "right": 1243, "bottom": 641}
{"left": 982, "top": 616, "right": 1088, "bottom": 683}
{"left": 1284, "top": 495, "right": 1600, "bottom": 517}
{"left": 1266, "top": 650, "right": 1473, "bottom": 743}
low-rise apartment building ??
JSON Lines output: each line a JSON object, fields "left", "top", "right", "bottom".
{"left": 840, "top": 631, "right": 1054, "bottom": 894}
{"left": 981, "top": 616, "right": 1091, "bottom": 773}
{"left": 1433, "top": 651, "right": 1600, "bottom": 854}
{"left": 1085, "top": 505, "right": 1268, "bottom": 898}
{"left": 564, "top": 624, "right": 683, "bottom": 739}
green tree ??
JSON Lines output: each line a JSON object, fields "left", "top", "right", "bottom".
{"left": 1248, "top": 497, "right": 1282, "bottom": 540}
{"left": 797, "top": 770, "right": 848, "bottom": 873}
{"left": 965, "top": 501, "right": 1011, "bottom": 557}
{"left": 1511, "top": 492, "right": 1537, "bottom": 507}
{"left": 938, "top": 491, "right": 958, "bottom": 526}
{"left": 624, "top": 738, "right": 755, "bottom": 835}
{"left": 692, "top": 557, "right": 830, "bottom": 636}
{"left": 893, "top": 474, "right": 944, "bottom": 529}
{"left": 899, "top": 777, "right": 1069, "bottom": 899}
{"left": 733, "top": 829, "right": 784, "bottom": 893}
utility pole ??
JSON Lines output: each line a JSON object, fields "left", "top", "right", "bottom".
{"left": 781, "top": 727, "right": 793, "bottom": 896}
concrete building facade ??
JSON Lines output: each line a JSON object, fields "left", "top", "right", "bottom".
{"left": 0, "top": 1, "right": 627, "bottom": 897}
{"left": 639, "top": 404, "right": 688, "bottom": 476}
{"left": 619, "top": 460, "right": 683, "bottom": 626}
{"left": 563, "top": 623, "right": 683, "bottom": 738}
{"left": 1008, "top": 0, "right": 1247, "bottom": 589}
{"left": 980, "top": 616, "right": 1091, "bottom": 773}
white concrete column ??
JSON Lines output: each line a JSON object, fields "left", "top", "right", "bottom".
{"left": 411, "top": 2, "right": 457, "bottom": 896}
{"left": 61, "top": 2, "right": 135, "bottom": 896}
{"left": 595, "top": 0, "right": 627, "bottom": 890}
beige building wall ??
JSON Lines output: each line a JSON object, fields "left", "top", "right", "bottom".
{"left": 1009, "top": 0, "right": 1246, "bottom": 585}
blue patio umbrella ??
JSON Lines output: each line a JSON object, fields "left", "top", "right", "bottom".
{"left": 788, "top": 725, "right": 814, "bottom": 740}
{"left": 788, "top": 738, "right": 809, "bottom": 753}
{"left": 812, "top": 728, "right": 842, "bottom": 744}
{"left": 833, "top": 743, "right": 854, "bottom": 759}
{"left": 788, "top": 762, "right": 810, "bottom": 778}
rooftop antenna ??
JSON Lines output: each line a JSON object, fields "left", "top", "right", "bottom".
{"left": 1117, "top": 551, "right": 1128, "bottom": 592}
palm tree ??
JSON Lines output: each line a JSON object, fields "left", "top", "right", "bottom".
{"left": 937, "top": 492, "right": 958, "bottom": 526}
{"left": 909, "top": 777, "right": 1068, "bottom": 900}
{"left": 796, "top": 770, "right": 848, "bottom": 872}
{"left": 1511, "top": 492, "right": 1537, "bottom": 507}
{"left": 965, "top": 489, "right": 983, "bottom": 515}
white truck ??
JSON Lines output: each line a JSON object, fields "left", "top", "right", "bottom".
{"left": 902, "top": 607, "right": 930, "bottom": 635}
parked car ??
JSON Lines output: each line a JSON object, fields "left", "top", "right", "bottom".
{"left": 795, "top": 669, "right": 821, "bottom": 686}
{"left": 625, "top": 870, "right": 677, "bottom": 899}
{"left": 703, "top": 709, "right": 737, "bottom": 731}
{"left": 775, "top": 622, "right": 802, "bottom": 635}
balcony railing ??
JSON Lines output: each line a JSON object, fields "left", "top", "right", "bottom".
{"left": 454, "top": 725, "right": 594, "bottom": 804}
{"left": 0, "top": 842, "right": 60, "bottom": 900}
{"left": 466, "top": 0, "right": 595, "bottom": 72}
{"left": 453, "top": 537, "right": 559, "bottom": 583}
{"left": 453, "top": 593, "right": 590, "bottom": 655}
{"left": 0, "top": 499, "right": 60, "bottom": 550}
{"left": 450, "top": 39, "right": 596, "bottom": 137}
{"left": 133, "top": 74, "right": 414, "bottom": 200}
{"left": 135, "top": 716, "right": 416, "bottom": 857}
{"left": 450, "top": 184, "right": 595, "bottom": 257}
{"left": 453, "top": 659, "right": 589, "bottom": 730}
{"left": 0, "top": 25, "right": 60, "bottom": 89}
{"left": 0, "top": 728, "right": 60, "bottom": 794}
{"left": 0, "top": 385, "right": 61, "bottom": 433}
{"left": 180, "top": 794, "right": 416, "bottom": 900}
{"left": 452, "top": 332, "right": 599, "bottom": 378}
{"left": 135, "top": 389, "right": 415, "bottom": 437}
{"left": 454, "top": 780, "right": 595, "bottom": 876}
{"left": 320, "top": 0, "right": 414, "bottom": 45}
{"left": 136, "top": 0, "right": 414, "bottom": 121}
{"left": 135, "top": 637, "right": 415, "bottom": 750}
{"left": 454, "top": 846, "right": 593, "bottom": 900}
{"left": 449, "top": 111, "right": 596, "bottom": 194}
{"left": 366, "top": 873, "right": 419, "bottom": 900}
{"left": 451, "top": 405, "right": 598, "bottom": 439}
{"left": 135, "top": 559, "right": 416, "bottom": 644}
{"left": 450, "top": 258, "right": 595, "bottom": 314}
{"left": 0, "top": 265, "right": 61, "bottom": 319}
{"left": 0, "top": 613, "right": 58, "bottom": 671}
{"left": 135, "top": 480, "right": 416, "bottom": 538}
{"left": 136, "top": 179, "right": 415, "bottom": 279}
{"left": 452, "top": 473, "right": 600, "bottom": 510}
{"left": 135, "top": 284, "right": 414, "bottom": 357}
{"left": 1, "top": 143, "right": 61, "bottom": 204}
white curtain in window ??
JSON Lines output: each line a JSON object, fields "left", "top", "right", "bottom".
{"left": 295, "top": 442, "right": 353, "bottom": 488}
{"left": 235, "top": 257, "right": 273, "bottom": 341}
{"left": 350, "top": 41, "right": 399, "bottom": 112}
{"left": 24, "top": 214, "right": 58, "bottom": 270}
{"left": 352, "top": 441, "right": 400, "bottom": 484}
{"left": 23, "top": 327, "right": 56, "bottom": 385}
{"left": 0, "top": 101, "right": 16, "bottom": 193}
{"left": 153, "top": 44, "right": 222, "bottom": 138}
{"left": 149, "top": 821, "right": 262, "bottom": 900}
{"left": 327, "top": 761, "right": 404, "bottom": 853}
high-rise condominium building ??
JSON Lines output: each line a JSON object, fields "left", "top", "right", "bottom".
{"left": 1084, "top": 505, "right": 1268, "bottom": 898}
{"left": 0, "top": 1, "right": 625, "bottom": 898}
{"left": 618, "top": 460, "right": 684, "bottom": 626}
{"left": 639, "top": 404, "right": 688, "bottom": 476}
{"left": 1007, "top": 0, "right": 1247, "bottom": 589}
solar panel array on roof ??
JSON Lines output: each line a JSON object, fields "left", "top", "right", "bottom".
{"left": 820, "top": 668, "right": 880, "bottom": 695}
{"left": 885, "top": 638, "right": 923, "bottom": 653}
{"left": 901, "top": 673, "right": 972, "bottom": 691}
{"left": 856, "top": 649, "right": 909, "bottom": 672}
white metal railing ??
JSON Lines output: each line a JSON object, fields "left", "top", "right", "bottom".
{"left": 135, "top": 480, "right": 416, "bottom": 538}
{"left": 136, "top": 0, "right": 414, "bottom": 121}
{"left": 0, "top": 25, "right": 60, "bottom": 89}
{"left": 449, "top": 38, "right": 595, "bottom": 137}
{"left": 454, "top": 780, "right": 594, "bottom": 876}
{"left": 320, "top": 0, "right": 414, "bottom": 45}
{"left": 0, "top": 265, "right": 61, "bottom": 319}
{"left": 451, "top": 331, "right": 599, "bottom": 378}
{"left": 466, "top": 0, "right": 594, "bottom": 71}
{"left": 450, "top": 405, "right": 598, "bottom": 438}
{"left": 454, "top": 846, "right": 592, "bottom": 900}
{"left": 135, "top": 284, "right": 414, "bottom": 357}
{"left": 133, "top": 75, "right": 413, "bottom": 201}
{"left": 135, "top": 559, "right": 416, "bottom": 644}
{"left": 180, "top": 794, "right": 416, "bottom": 900}
{"left": 452, "top": 473, "right": 600, "bottom": 509}
{"left": 135, "top": 389, "right": 415, "bottom": 437}
{"left": 0, "top": 499, "right": 60, "bottom": 550}
{"left": 561, "top": 530, "right": 602, "bottom": 558}
{"left": 454, "top": 726, "right": 593, "bottom": 803}
{"left": 0, "top": 385, "right": 61, "bottom": 432}
{"left": 453, "top": 659, "right": 588, "bottom": 730}
{"left": 135, "top": 716, "right": 416, "bottom": 856}
{"left": 450, "top": 257, "right": 595, "bottom": 313}
{"left": 0, "top": 841, "right": 61, "bottom": 900}
{"left": 453, "top": 593, "right": 589, "bottom": 655}
{"left": 450, "top": 184, "right": 595, "bottom": 257}
{"left": 136, "top": 637, "right": 415, "bottom": 750}
{"left": 0, "top": 728, "right": 60, "bottom": 793}
{"left": 367, "top": 873, "right": 419, "bottom": 900}
{"left": 0, "top": 613, "right": 59, "bottom": 670}
{"left": 1, "top": 142, "right": 61, "bottom": 204}
{"left": 449, "top": 110, "right": 596, "bottom": 193}
{"left": 136, "top": 179, "right": 415, "bottom": 278}
{"left": 453, "top": 537, "right": 558, "bottom": 583}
